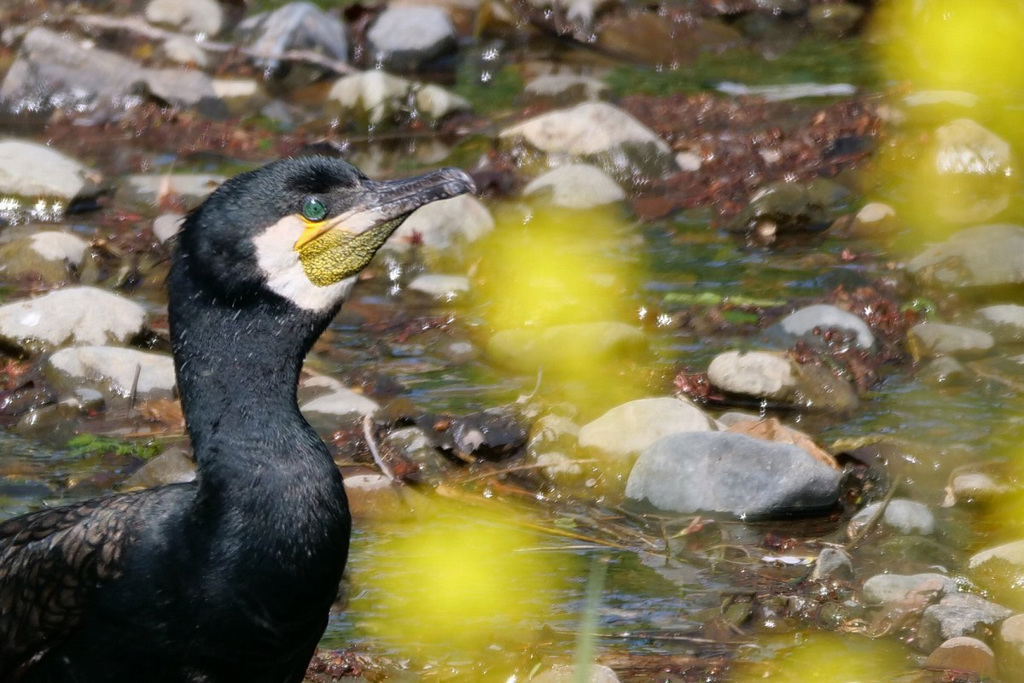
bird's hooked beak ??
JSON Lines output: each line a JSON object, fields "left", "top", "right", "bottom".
{"left": 295, "top": 167, "right": 476, "bottom": 286}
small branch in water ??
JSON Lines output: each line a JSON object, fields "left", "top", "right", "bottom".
{"left": 362, "top": 415, "right": 396, "bottom": 483}
{"left": 127, "top": 363, "right": 142, "bottom": 415}
{"left": 846, "top": 478, "right": 901, "bottom": 551}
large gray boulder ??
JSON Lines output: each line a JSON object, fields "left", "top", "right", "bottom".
{"left": 626, "top": 432, "right": 840, "bottom": 516}
{"left": 0, "top": 287, "right": 147, "bottom": 354}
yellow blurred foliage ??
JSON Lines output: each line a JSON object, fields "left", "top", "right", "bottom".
{"left": 734, "top": 632, "right": 912, "bottom": 682}
{"left": 871, "top": 0, "right": 1024, "bottom": 240}
{"left": 472, "top": 201, "right": 650, "bottom": 413}
{"left": 349, "top": 497, "right": 569, "bottom": 655}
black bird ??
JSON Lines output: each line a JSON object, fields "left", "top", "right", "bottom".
{"left": 0, "top": 156, "right": 475, "bottom": 682}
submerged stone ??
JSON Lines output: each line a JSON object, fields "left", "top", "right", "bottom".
{"left": 522, "top": 164, "right": 625, "bottom": 209}
{"left": 0, "top": 231, "right": 90, "bottom": 286}
{"left": 389, "top": 193, "right": 492, "bottom": 251}
{"left": 848, "top": 498, "right": 936, "bottom": 537}
{"left": 908, "top": 223, "right": 1024, "bottom": 289}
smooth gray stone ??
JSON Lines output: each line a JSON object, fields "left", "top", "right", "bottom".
{"left": 0, "top": 287, "right": 147, "bottom": 354}
{"left": 366, "top": 7, "right": 456, "bottom": 71}
{"left": 625, "top": 431, "right": 840, "bottom": 516}
{"left": 862, "top": 572, "right": 957, "bottom": 605}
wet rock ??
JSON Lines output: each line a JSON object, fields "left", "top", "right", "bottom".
{"left": 767, "top": 304, "right": 875, "bottom": 351}
{"left": 755, "top": 0, "right": 808, "bottom": 16}
{"left": 848, "top": 498, "right": 935, "bottom": 537}
{"left": 407, "top": 274, "right": 469, "bottom": 299}
{"left": 829, "top": 202, "right": 899, "bottom": 239}
{"left": 707, "top": 350, "right": 859, "bottom": 413}
{"left": 917, "top": 356, "right": 971, "bottom": 386}
{"left": 299, "top": 375, "right": 379, "bottom": 432}
{"left": 862, "top": 573, "right": 957, "bottom": 605}
{"left": 325, "top": 71, "right": 470, "bottom": 126}
{"left": 212, "top": 79, "right": 267, "bottom": 116}
{"left": 909, "top": 322, "right": 994, "bottom": 358}
{"left": 418, "top": 406, "right": 528, "bottom": 461}
{"left": 0, "top": 140, "right": 102, "bottom": 202}
{"left": 532, "top": 663, "right": 620, "bottom": 683}
{"left": 907, "top": 224, "right": 1024, "bottom": 289}
{"left": 975, "top": 304, "right": 1024, "bottom": 343}
{"left": 14, "top": 403, "right": 81, "bottom": 443}
{"left": 71, "top": 387, "right": 105, "bottom": 412}
{"left": 969, "top": 540, "right": 1024, "bottom": 583}
{"left": 807, "top": 3, "right": 864, "bottom": 36}
{"left": 366, "top": 7, "right": 456, "bottom": 71}
{"left": 923, "top": 637, "right": 996, "bottom": 678}
{"left": 0, "top": 231, "right": 89, "bottom": 285}
{"left": 0, "top": 27, "right": 144, "bottom": 114}
{"left": 499, "top": 102, "right": 678, "bottom": 185}
{"left": 147, "top": 69, "right": 221, "bottom": 112}
{"left": 120, "top": 174, "right": 226, "bottom": 208}
{"left": 522, "top": 164, "right": 625, "bottom": 209}
{"left": 145, "top": 0, "right": 224, "bottom": 35}
{"left": 595, "top": 14, "right": 742, "bottom": 66}
{"left": 390, "top": 194, "right": 492, "bottom": 251}
{"left": 930, "top": 119, "right": 1015, "bottom": 223}
{"left": 47, "top": 346, "right": 176, "bottom": 401}
{"left": 487, "top": 323, "right": 647, "bottom": 374}
{"left": 382, "top": 426, "right": 449, "bottom": 482}
{"left": 810, "top": 547, "right": 854, "bottom": 581}
{"left": 724, "top": 180, "right": 849, "bottom": 237}
{"left": 920, "top": 593, "right": 1012, "bottom": 648}
{"left": 159, "top": 36, "right": 210, "bottom": 68}
{"left": 625, "top": 432, "right": 840, "bottom": 516}
{"left": 708, "top": 350, "right": 795, "bottom": 398}
{"left": 0, "top": 287, "right": 147, "bottom": 355}
{"left": 237, "top": 2, "right": 349, "bottom": 74}
{"left": 950, "top": 472, "right": 1013, "bottom": 504}
{"left": 121, "top": 445, "right": 196, "bottom": 489}
{"left": 998, "top": 614, "right": 1024, "bottom": 675}
{"left": 578, "top": 397, "right": 718, "bottom": 462}
{"left": 153, "top": 214, "right": 185, "bottom": 244}
{"left": 522, "top": 74, "right": 609, "bottom": 105}
{"left": 343, "top": 470, "right": 420, "bottom": 520}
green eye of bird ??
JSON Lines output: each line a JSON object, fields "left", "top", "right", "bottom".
{"left": 302, "top": 197, "right": 327, "bottom": 222}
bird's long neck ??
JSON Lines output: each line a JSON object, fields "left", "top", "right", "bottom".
{"left": 167, "top": 253, "right": 340, "bottom": 481}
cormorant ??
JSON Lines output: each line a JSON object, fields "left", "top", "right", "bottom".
{"left": 0, "top": 156, "right": 475, "bottom": 682}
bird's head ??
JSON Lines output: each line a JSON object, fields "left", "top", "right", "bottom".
{"left": 175, "top": 156, "right": 475, "bottom": 312}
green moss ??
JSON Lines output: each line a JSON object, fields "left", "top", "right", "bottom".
{"left": 67, "top": 434, "right": 163, "bottom": 460}
{"left": 606, "top": 37, "right": 878, "bottom": 97}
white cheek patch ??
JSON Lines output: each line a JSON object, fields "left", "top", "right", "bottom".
{"left": 253, "top": 215, "right": 355, "bottom": 313}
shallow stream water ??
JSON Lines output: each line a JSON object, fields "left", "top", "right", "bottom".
{"left": 1, "top": 9, "right": 1022, "bottom": 679}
